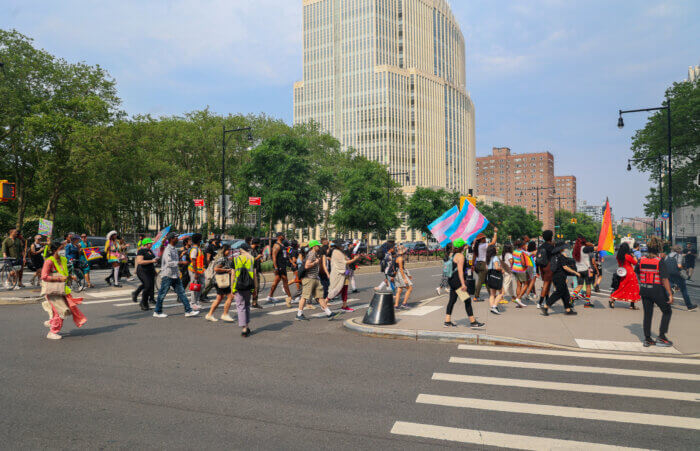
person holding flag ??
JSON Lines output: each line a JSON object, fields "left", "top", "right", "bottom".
{"left": 78, "top": 234, "right": 95, "bottom": 288}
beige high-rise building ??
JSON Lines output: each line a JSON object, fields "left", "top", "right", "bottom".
{"left": 293, "top": 0, "right": 475, "bottom": 194}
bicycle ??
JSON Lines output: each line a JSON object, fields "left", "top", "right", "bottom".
{"left": 66, "top": 260, "right": 87, "bottom": 292}
{"left": 0, "top": 258, "right": 19, "bottom": 291}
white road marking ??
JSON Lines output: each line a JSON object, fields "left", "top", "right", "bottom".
{"left": 310, "top": 303, "right": 369, "bottom": 317}
{"left": 86, "top": 289, "right": 134, "bottom": 298}
{"left": 456, "top": 344, "right": 700, "bottom": 365}
{"left": 575, "top": 339, "right": 679, "bottom": 353}
{"left": 390, "top": 421, "right": 646, "bottom": 450}
{"left": 432, "top": 373, "right": 700, "bottom": 402}
{"left": 417, "top": 394, "right": 700, "bottom": 430}
{"left": 399, "top": 305, "right": 442, "bottom": 316}
{"left": 266, "top": 299, "right": 360, "bottom": 315}
{"left": 449, "top": 357, "right": 700, "bottom": 381}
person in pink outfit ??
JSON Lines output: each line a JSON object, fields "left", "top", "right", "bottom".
{"left": 41, "top": 242, "right": 86, "bottom": 340}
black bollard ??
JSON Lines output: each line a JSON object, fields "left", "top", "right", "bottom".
{"left": 363, "top": 290, "right": 396, "bottom": 325}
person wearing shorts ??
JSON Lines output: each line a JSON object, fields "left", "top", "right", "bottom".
{"left": 267, "top": 233, "right": 293, "bottom": 307}
{"left": 295, "top": 240, "right": 337, "bottom": 321}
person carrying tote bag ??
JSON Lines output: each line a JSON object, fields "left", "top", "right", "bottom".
{"left": 40, "top": 242, "right": 86, "bottom": 340}
{"left": 205, "top": 244, "right": 236, "bottom": 322}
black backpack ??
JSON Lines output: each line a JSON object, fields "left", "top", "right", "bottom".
{"left": 535, "top": 244, "right": 549, "bottom": 267}
{"left": 376, "top": 244, "right": 386, "bottom": 266}
{"left": 297, "top": 254, "right": 308, "bottom": 279}
{"left": 234, "top": 257, "right": 254, "bottom": 291}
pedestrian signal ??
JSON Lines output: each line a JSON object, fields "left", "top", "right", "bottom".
{"left": 0, "top": 180, "right": 16, "bottom": 202}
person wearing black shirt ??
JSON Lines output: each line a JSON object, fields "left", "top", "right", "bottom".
{"left": 200, "top": 236, "right": 221, "bottom": 302}
{"left": 267, "top": 233, "right": 293, "bottom": 307}
{"left": 537, "top": 230, "right": 555, "bottom": 309}
{"left": 135, "top": 239, "right": 158, "bottom": 310}
{"left": 638, "top": 238, "right": 674, "bottom": 347}
{"left": 683, "top": 243, "right": 696, "bottom": 280}
{"left": 541, "top": 243, "right": 579, "bottom": 316}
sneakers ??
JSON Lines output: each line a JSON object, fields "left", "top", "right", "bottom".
{"left": 489, "top": 307, "right": 501, "bottom": 315}
{"left": 46, "top": 332, "right": 62, "bottom": 340}
{"left": 184, "top": 310, "right": 200, "bottom": 317}
{"left": 351, "top": 289, "right": 358, "bottom": 293}
{"left": 251, "top": 302, "right": 263, "bottom": 309}
{"left": 470, "top": 321, "right": 485, "bottom": 329}
{"left": 295, "top": 313, "right": 309, "bottom": 321}
{"left": 285, "top": 297, "right": 293, "bottom": 308}
{"left": 443, "top": 321, "right": 457, "bottom": 327}
{"left": 643, "top": 338, "right": 656, "bottom": 347}
{"left": 498, "top": 299, "right": 509, "bottom": 304}
{"left": 584, "top": 301, "right": 594, "bottom": 308}
{"left": 205, "top": 314, "right": 218, "bottom": 322}
{"left": 191, "top": 303, "right": 202, "bottom": 310}
{"left": 565, "top": 309, "right": 578, "bottom": 315}
{"left": 656, "top": 337, "right": 673, "bottom": 347}
{"left": 436, "top": 287, "right": 442, "bottom": 296}
{"left": 541, "top": 308, "right": 549, "bottom": 316}
{"left": 131, "top": 291, "right": 138, "bottom": 303}
{"left": 341, "top": 306, "right": 355, "bottom": 312}
{"left": 43, "top": 320, "right": 50, "bottom": 328}
{"left": 514, "top": 298, "right": 526, "bottom": 308}
{"left": 221, "top": 314, "right": 235, "bottom": 322}
{"left": 266, "top": 296, "right": 276, "bottom": 304}
{"left": 688, "top": 305, "right": 698, "bottom": 311}
{"left": 537, "top": 301, "right": 544, "bottom": 309}
{"left": 152, "top": 312, "right": 168, "bottom": 318}
{"left": 327, "top": 312, "right": 338, "bottom": 320}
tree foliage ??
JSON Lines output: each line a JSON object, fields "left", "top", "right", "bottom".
{"left": 554, "top": 210, "right": 600, "bottom": 242}
{"left": 405, "top": 187, "right": 459, "bottom": 234}
{"left": 630, "top": 80, "right": 700, "bottom": 215}
{"left": 475, "top": 202, "right": 542, "bottom": 243}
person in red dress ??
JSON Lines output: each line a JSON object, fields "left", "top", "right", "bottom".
{"left": 610, "top": 242, "right": 641, "bottom": 309}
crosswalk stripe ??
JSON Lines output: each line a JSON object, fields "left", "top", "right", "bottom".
{"left": 398, "top": 305, "right": 442, "bottom": 316}
{"left": 449, "top": 357, "right": 700, "bottom": 381}
{"left": 416, "top": 394, "right": 700, "bottom": 430}
{"left": 390, "top": 421, "right": 646, "bottom": 450}
{"left": 86, "top": 289, "right": 134, "bottom": 298}
{"left": 456, "top": 344, "right": 700, "bottom": 365}
{"left": 432, "top": 373, "right": 700, "bottom": 402}
{"left": 266, "top": 299, "right": 360, "bottom": 315}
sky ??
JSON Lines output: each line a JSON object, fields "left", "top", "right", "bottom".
{"left": 2, "top": 0, "right": 698, "bottom": 218}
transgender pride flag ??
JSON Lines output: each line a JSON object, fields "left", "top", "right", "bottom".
{"left": 428, "top": 203, "right": 489, "bottom": 247}
{"left": 428, "top": 206, "right": 460, "bottom": 247}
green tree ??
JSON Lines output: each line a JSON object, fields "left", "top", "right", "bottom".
{"left": 476, "top": 202, "right": 542, "bottom": 243}
{"left": 241, "top": 134, "right": 323, "bottom": 234}
{"left": 554, "top": 210, "right": 600, "bottom": 242}
{"left": 405, "top": 186, "right": 459, "bottom": 234}
{"left": 332, "top": 156, "right": 404, "bottom": 238}
{"left": 630, "top": 80, "right": 700, "bottom": 216}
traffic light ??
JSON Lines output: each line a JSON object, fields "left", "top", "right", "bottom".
{"left": 460, "top": 195, "right": 478, "bottom": 210}
{"left": 0, "top": 180, "right": 16, "bottom": 202}
{"left": 570, "top": 217, "right": 577, "bottom": 224}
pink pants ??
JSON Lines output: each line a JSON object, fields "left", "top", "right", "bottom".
{"left": 48, "top": 299, "right": 86, "bottom": 333}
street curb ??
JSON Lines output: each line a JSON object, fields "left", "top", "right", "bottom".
{"left": 343, "top": 317, "right": 566, "bottom": 349}
{"left": 0, "top": 296, "right": 43, "bottom": 306}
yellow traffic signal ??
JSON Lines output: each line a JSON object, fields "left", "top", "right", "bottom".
{"left": 460, "top": 195, "right": 477, "bottom": 210}
{"left": 570, "top": 217, "right": 577, "bottom": 224}
{"left": 0, "top": 180, "right": 16, "bottom": 202}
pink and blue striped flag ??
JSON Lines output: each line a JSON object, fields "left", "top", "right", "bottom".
{"left": 428, "top": 203, "right": 489, "bottom": 247}
{"left": 428, "top": 206, "right": 460, "bottom": 247}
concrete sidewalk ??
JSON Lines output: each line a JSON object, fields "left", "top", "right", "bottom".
{"left": 345, "top": 288, "right": 700, "bottom": 355}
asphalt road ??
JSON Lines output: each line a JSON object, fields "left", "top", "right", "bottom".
{"left": 1, "top": 262, "right": 699, "bottom": 449}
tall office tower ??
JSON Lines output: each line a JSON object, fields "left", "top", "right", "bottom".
{"left": 554, "top": 175, "right": 577, "bottom": 214}
{"left": 293, "top": 0, "right": 475, "bottom": 193}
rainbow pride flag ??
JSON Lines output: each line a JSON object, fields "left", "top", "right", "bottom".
{"left": 597, "top": 198, "right": 614, "bottom": 257}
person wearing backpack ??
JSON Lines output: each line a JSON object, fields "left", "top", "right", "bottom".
{"left": 541, "top": 243, "right": 579, "bottom": 316}
{"left": 536, "top": 230, "right": 555, "bottom": 308}
{"left": 232, "top": 242, "right": 256, "bottom": 337}
{"left": 374, "top": 241, "right": 395, "bottom": 291}
{"left": 436, "top": 243, "right": 453, "bottom": 295}
{"left": 444, "top": 238, "right": 484, "bottom": 329}
{"left": 187, "top": 233, "right": 206, "bottom": 310}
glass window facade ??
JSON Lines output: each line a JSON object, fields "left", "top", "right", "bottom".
{"left": 294, "top": 0, "right": 475, "bottom": 193}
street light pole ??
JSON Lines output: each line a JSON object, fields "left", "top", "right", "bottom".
{"left": 516, "top": 186, "right": 556, "bottom": 223}
{"left": 221, "top": 125, "right": 253, "bottom": 233}
{"left": 627, "top": 155, "right": 664, "bottom": 237}
{"left": 617, "top": 98, "right": 673, "bottom": 243}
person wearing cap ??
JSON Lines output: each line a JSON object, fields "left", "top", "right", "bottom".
{"left": 296, "top": 240, "right": 338, "bottom": 321}
{"left": 104, "top": 230, "right": 123, "bottom": 287}
{"left": 541, "top": 242, "right": 579, "bottom": 316}
{"left": 134, "top": 238, "right": 157, "bottom": 310}
{"left": 327, "top": 240, "right": 361, "bottom": 312}
{"left": 77, "top": 233, "right": 95, "bottom": 288}
{"left": 445, "top": 238, "right": 484, "bottom": 329}
{"left": 153, "top": 233, "right": 199, "bottom": 318}
{"left": 267, "top": 232, "right": 293, "bottom": 307}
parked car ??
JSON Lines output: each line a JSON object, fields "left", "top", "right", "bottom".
{"left": 428, "top": 243, "right": 440, "bottom": 251}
